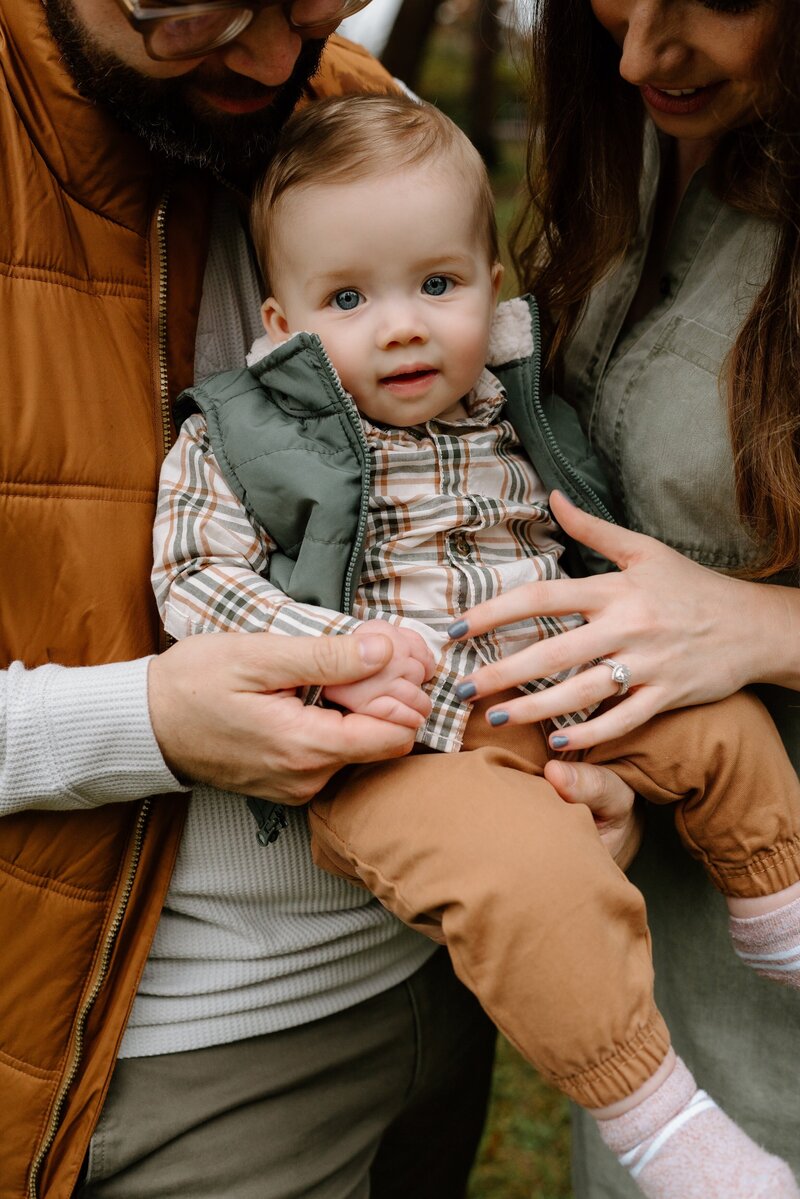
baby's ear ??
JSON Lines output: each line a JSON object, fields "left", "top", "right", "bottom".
{"left": 261, "top": 297, "right": 290, "bottom": 343}
{"left": 490, "top": 261, "right": 504, "bottom": 302}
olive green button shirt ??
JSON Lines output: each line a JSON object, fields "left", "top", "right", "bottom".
{"left": 564, "top": 128, "right": 800, "bottom": 1196}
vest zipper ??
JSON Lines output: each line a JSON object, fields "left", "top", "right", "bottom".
{"left": 528, "top": 302, "right": 617, "bottom": 526}
{"left": 156, "top": 190, "right": 173, "bottom": 461}
{"left": 27, "top": 800, "right": 153, "bottom": 1199}
{"left": 313, "top": 340, "right": 372, "bottom": 616}
{"left": 28, "top": 191, "right": 172, "bottom": 1197}
{"left": 246, "top": 342, "right": 371, "bottom": 848}
{"left": 156, "top": 190, "right": 176, "bottom": 650}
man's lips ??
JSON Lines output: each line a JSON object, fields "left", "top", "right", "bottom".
{"left": 191, "top": 87, "right": 277, "bottom": 115}
{"left": 640, "top": 82, "right": 725, "bottom": 116}
{"left": 379, "top": 367, "right": 440, "bottom": 396}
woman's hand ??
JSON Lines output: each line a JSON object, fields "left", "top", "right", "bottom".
{"left": 545, "top": 759, "right": 643, "bottom": 872}
{"left": 451, "top": 491, "right": 800, "bottom": 751}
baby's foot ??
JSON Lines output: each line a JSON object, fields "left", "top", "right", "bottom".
{"left": 596, "top": 1057, "right": 799, "bottom": 1199}
{"left": 730, "top": 893, "right": 800, "bottom": 988}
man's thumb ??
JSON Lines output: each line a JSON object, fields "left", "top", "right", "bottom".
{"left": 544, "top": 758, "right": 635, "bottom": 823}
{"left": 284, "top": 631, "right": 394, "bottom": 687}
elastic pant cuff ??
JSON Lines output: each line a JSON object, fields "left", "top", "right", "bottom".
{"left": 549, "top": 1010, "right": 671, "bottom": 1109}
{"left": 709, "top": 835, "right": 800, "bottom": 899}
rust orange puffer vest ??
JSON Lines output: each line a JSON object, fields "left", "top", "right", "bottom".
{"left": 0, "top": 6, "right": 398, "bottom": 1195}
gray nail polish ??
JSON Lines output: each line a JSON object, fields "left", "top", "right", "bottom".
{"left": 551, "top": 735, "right": 569, "bottom": 748}
{"left": 456, "top": 681, "right": 477, "bottom": 700}
{"left": 448, "top": 619, "right": 469, "bottom": 639}
{"left": 488, "top": 710, "right": 509, "bottom": 727}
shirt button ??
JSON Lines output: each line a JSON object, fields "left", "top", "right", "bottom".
{"left": 453, "top": 533, "right": 471, "bottom": 557}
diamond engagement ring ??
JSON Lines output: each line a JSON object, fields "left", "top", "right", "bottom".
{"left": 597, "top": 658, "right": 632, "bottom": 696}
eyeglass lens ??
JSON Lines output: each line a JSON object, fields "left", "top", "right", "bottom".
{"left": 148, "top": 9, "right": 252, "bottom": 58}
{"left": 144, "top": 0, "right": 370, "bottom": 58}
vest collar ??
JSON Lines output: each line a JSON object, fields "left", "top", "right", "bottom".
{"left": 1, "top": 0, "right": 173, "bottom": 234}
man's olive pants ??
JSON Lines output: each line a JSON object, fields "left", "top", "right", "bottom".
{"left": 77, "top": 949, "right": 494, "bottom": 1199}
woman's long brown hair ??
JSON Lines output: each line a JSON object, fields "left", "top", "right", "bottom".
{"left": 515, "top": 0, "right": 800, "bottom": 577}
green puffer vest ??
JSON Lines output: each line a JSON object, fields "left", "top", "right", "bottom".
{"left": 177, "top": 295, "right": 618, "bottom": 841}
{"left": 179, "top": 295, "right": 617, "bottom": 598}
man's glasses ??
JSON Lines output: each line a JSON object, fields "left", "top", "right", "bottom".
{"left": 114, "top": 0, "right": 373, "bottom": 60}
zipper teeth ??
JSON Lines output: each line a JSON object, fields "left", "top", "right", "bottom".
{"left": 156, "top": 192, "right": 176, "bottom": 650}
{"left": 28, "top": 800, "right": 152, "bottom": 1199}
{"left": 314, "top": 339, "right": 372, "bottom": 615}
{"left": 528, "top": 303, "right": 617, "bottom": 526}
{"left": 156, "top": 192, "right": 172, "bottom": 459}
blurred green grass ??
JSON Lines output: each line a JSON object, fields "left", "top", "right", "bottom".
{"left": 415, "top": 17, "right": 575, "bottom": 1197}
{"left": 469, "top": 1038, "right": 573, "bottom": 1199}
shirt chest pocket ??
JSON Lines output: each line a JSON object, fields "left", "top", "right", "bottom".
{"left": 608, "top": 315, "right": 761, "bottom": 571}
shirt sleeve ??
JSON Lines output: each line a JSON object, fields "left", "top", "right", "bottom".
{"left": 152, "top": 414, "right": 362, "bottom": 641}
{"left": 0, "top": 658, "right": 187, "bottom": 814}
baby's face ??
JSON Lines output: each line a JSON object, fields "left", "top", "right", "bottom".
{"left": 262, "top": 163, "right": 502, "bottom": 427}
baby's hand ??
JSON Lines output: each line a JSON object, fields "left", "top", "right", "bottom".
{"left": 324, "top": 622, "right": 435, "bottom": 730}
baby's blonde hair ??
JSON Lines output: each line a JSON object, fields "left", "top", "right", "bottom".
{"left": 251, "top": 93, "right": 499, "bottom": 290}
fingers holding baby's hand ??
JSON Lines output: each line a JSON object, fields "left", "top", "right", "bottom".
{"left": 352, "top": 620, "right": 436, "bottom": 682}
{"left": 347, "top": 678, "right": 433, "bottom": 728}
{"left": 324, "top": 621, "right": 435, "bottom": 728}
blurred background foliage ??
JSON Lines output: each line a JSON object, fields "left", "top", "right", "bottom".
{"left": 415, "top": 4, "right": 528, "bottom": 294}
{"left": 340, "top": 1, "right": 575, "bottom": 1192}
{"left": 343, "top": 0, "right": 531, "bottom": 290}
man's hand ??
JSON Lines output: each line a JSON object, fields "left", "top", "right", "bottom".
{"left": 544, "top": 759, "right": 644, "bottom": 871}
{"left": 323, "top": 621, "right": 435, "bottom": 729}
{"left": 148, "top": 631, "right": 424, "bottom": 803}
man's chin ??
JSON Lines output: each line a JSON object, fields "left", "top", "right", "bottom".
{"left": 44, "top": 0, "right": 325, "bottom": 186}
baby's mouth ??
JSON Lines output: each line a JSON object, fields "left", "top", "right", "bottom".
{"left": 380, "top": 368, "right": 439, "bottom": 394}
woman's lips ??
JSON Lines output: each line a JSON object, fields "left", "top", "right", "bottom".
{"left": 640, "top": 82, "right": 724, "bottom": 116}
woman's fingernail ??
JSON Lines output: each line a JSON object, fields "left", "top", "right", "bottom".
{"left": 550, "top": 735, "right": 569, "bottom": 748}
{"left": 456, "top": 681, "right": 477, "bottom": 700}
{"left": 488, "top": 710, "right": 509, "bottom": 727}
{"left": 448, "top": 619, "right": 469, "bottom": 639}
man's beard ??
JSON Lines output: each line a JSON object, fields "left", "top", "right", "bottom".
{"left": 44, "top": 0, "right": 325, "bottom": 186}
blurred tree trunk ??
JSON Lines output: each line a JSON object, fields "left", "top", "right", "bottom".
{"left": 468, "top": 0, "right": 500, "bottom": 168}
{"left": 382, "top": 0, "right": 501, "bottom": 169}
{"left": 381, "top": 0, "right": 440, "bottom": 92}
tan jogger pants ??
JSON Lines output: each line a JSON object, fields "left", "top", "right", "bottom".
{"left": 309, "top": 689, "right": 800, "bottom": 1108}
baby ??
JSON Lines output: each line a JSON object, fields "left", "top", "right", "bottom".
{"left": 154, "top": 94, "right": 800, "bottom": 1199}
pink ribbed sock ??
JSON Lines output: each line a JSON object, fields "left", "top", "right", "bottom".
{"left": 595, "top": 1057, "right": 799, "bottom": 1198}
{"left": 729, "top": 894, "right": 800, "bottom": 987}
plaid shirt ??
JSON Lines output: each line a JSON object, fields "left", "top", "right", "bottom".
{"left": 154, "top": 368, "right": 585, "bottom": 752}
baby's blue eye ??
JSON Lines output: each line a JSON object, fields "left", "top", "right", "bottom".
{"left": 422, "top": 275, "right": 453, "bottom": 297}
{"left": 332, "top": 289, "right": 363, "bottom": 310}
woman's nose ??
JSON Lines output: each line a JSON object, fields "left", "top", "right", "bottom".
{"left": 616, "top": 1, "right": 692, "bottom": 86}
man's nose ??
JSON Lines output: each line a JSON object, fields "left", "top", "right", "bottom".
{"left": 216, "top": 5, "right": 305, "bottom": 87}
{"left": 617, "top": 1, "right": 692, "bottom": 86}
